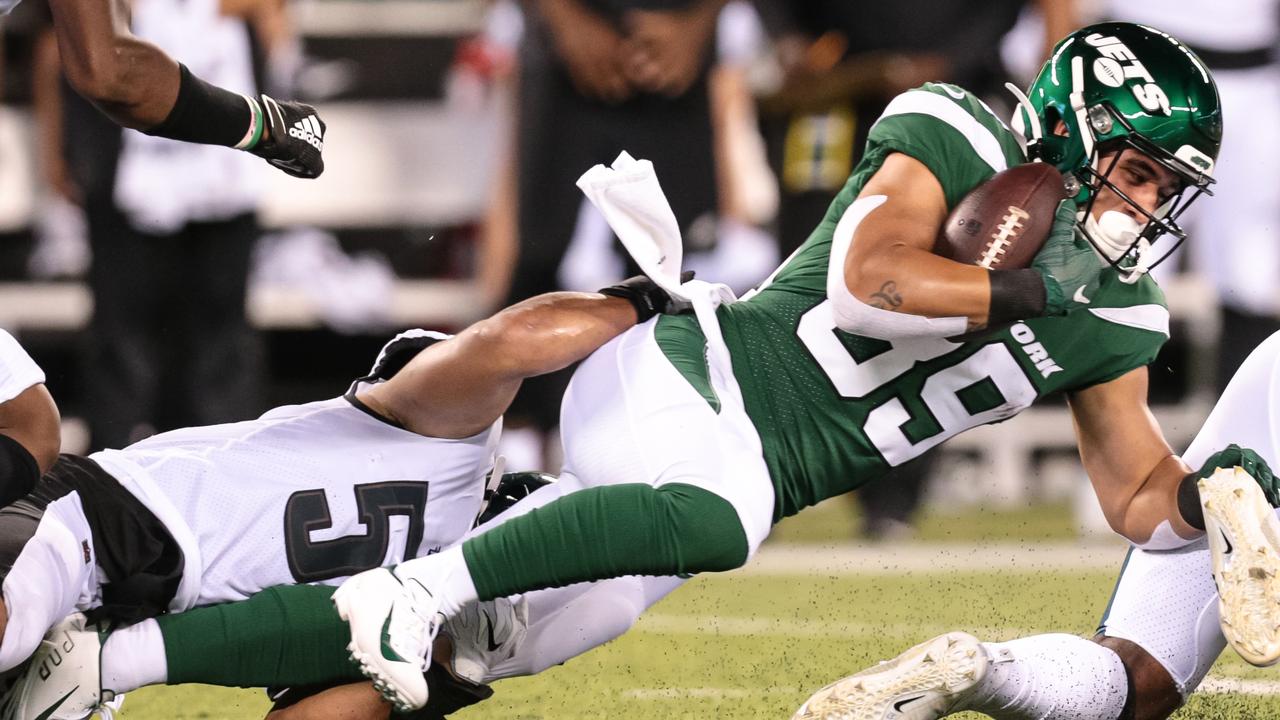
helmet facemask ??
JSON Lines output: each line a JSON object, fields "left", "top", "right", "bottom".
{"left": 1072, "top": 105, "right": 1216, "bottom": 278}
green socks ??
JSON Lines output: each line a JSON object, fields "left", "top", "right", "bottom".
{"left": 159, "top": 584, "right": 361, "bottom": 688}
{"left": 463, "top": 482, "right": 749, "bottom": 600}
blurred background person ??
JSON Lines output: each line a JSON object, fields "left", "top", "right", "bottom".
{"left": 490, "top": 0, "right": 732, "bottom": 470}
{"left": 751, "top": 0, "right": 1077, "bottom": 540}
{"left": 32, "top": 0, "right": 284, "bottom": 449}
{"left": 1107, "top": 0, "right": 1280, "bottom": 392}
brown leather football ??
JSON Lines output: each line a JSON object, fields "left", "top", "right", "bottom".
{"left": 934, "top": 162, "right": 1068, "bottom": 270}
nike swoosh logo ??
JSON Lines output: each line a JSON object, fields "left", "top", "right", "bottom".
{"left": 1220, "top": 527, "right": 1234, "bottom": 555}
{"left": 1073, "top": 285, "right": 1091, "bottom": 304}
{"left": 482, "top": 610, "right": 502, "bottom": 652}
{"left": 892, "top": 694, "right": 924, "bottom": 712}
{"left": 35, "top": 686, "right": 79, "bottom": 720}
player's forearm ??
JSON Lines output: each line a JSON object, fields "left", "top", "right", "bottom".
{"left": 845, "top": 243, "right": 993, "bottom": 329}
{"left": 265, "top": 683, "right": 390, "bottom": 720}
{"left": 476, "top": 292, "right": 638, "bottom": 380}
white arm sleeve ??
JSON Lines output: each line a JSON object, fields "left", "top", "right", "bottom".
{"left": 826, "top": 194, "right": 968, "bottom": 340}
{"left": 0, "top": 329, "right": 44, "bottom": 404}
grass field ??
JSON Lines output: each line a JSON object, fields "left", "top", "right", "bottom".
{"left": 116, "top": 501, "right": 1280, "bottom": 719}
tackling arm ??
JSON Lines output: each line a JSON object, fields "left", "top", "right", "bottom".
{"left": 45, "top": 0, "right": 180, "bottom": 129}
{"left": 840, "top": 153, "right": 995, "bottom": 334}
{"left": 1067, "top": 367, "right": 1199, "bottom": 546}
{"left": 359, "top": 293, "right": 638, "bottom": 440}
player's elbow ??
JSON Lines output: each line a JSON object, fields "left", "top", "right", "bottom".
{"left": 1104, "top": 498, "right": 1194, "bottom": 550}
{"left": 843, "top": 243, "right": 907, "bottom": 300}
{"left": 462, "top": 309, "right": 550, "bottom": 378}
{"left": 60, "top": 41, "right": 147, "bottom": 121}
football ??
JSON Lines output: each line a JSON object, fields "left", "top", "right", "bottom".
{"left": 934, "top": 162, "right": 1068, "bottom": 270}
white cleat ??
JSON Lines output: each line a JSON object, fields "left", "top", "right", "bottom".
{"left": 442, "top": 596, "right": 529, "bottom": 685}
{"left": 332, "top": 567, "right": 442, "bottom": 712}
{"left": 0, "top": 614, "right": 123, "bottom": 720}
{"left": 791, "top": 632, "right": 987, "bottom": 720}
{"left": 1200, "top": 466, "right": 1280, "bottom": 666}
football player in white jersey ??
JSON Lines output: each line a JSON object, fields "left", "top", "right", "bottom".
{"left": 0, "top": 276, "right": 683, "bottom": 707}
{"left": 2, "top": 0, "right": 325, "bottom": 177}
{"left": 792, "top": 331, "right": 1280, "bottom": 720}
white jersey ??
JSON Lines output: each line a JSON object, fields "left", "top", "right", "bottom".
{"left": 0, "top": 329, "right": 44, "bottom": 404}
{"left": 92, "top": 396, "right": 499, "bottom": 610}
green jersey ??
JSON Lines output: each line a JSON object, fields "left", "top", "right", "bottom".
{"left": 655, "top": 83, "right": 1169, "bottom": 521}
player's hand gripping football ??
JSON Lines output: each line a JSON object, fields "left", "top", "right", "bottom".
{"left": 249, "top": 94, "right": 326, "bottom": 179}
{"left": 1030, "top": 199, "right": 1102, "bottom": 316}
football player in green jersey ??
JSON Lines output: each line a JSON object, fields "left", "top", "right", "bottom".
{"left": 792, "top": 335, "right": 1280, "bottom": 720}
{"left": 329, "top": 21, "right": 1276, "bottom": 714}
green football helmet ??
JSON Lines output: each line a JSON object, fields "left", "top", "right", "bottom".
{"left": 1010, "top": 21, "right": 1222, "bottom": 273}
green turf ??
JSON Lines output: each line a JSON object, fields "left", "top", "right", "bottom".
{"left": 768, "top": 496, "right": 1081, "bottom": 544}
{"left": 118, "top": 563, "right": 1280, "bottom": 719}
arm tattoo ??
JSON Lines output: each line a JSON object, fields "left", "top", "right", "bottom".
{"left": 868, "top": 281, "right": 903, "bottom": 310}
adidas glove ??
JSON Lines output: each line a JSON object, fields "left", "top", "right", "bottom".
{"left": 599, "top": 271, "right": 694, "bottom": 323}
{"left": 249, "top": 94, "right": 326, "bottom": 179}
{"left": 1194, "top": 444, "right": 1280, "bottom": 507}
{"left": 1029, "top": 200, "right": 1103, "bottom": 316}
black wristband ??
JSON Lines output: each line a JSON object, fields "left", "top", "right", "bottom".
{"left": 143, "top": 64, "right": 256, "bottom": 148}
{"left": 1177, "top": 472, "right": 1206, "bottom": 531}
{"left": 988, "top": 269, "right": 1047, "bottom": 327}
{"left": 0, "top": 433, "right": 39, "bottom": 508}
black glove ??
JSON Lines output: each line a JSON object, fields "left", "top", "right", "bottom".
{"left": 250, "top": 94, "right": 326, "bottom": 179}
{"left": 599, "top": 271, "right": 694, "bottom": 322}
{"left": 477, "top": 472, "right": 557, "bottom": 526}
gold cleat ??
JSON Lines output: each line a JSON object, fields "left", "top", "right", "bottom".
{"left": 1200, "top": 466, "right": 1280, "bottom": 667}
{"left": 791, "top": 632, "right": 987, "bottom": 720}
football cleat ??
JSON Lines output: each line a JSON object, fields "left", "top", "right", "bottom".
{"left": 1200, "top": 466, "right": 1280, "bottom": 666}
{"left": 0, "top": 614, "right": 123, "bottom": 720}
{"left": 332, "top": 567, "right": 441, "bottom": 711}
{"left": 441, "top": 596, "right": 530, "bottom": 684}
{"left": 791, "top": 632, "right": 987, "bottom": 720}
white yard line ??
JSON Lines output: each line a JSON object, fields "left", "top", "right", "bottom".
{"left": 743, "top": 540, "right": 1131, "bottom": 576}
{"left": 634, "top": 612, "right": 1037, "bottom": 641}
{"left": 1198, "top": 676, "right": 1280, "bottom": 696}
{"left": 621, "top": 677, "right": 1280, "bottom": 702}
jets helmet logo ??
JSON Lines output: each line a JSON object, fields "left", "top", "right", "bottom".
{"left": 1085, "top": 32, "right": 1171, "bottom": 116}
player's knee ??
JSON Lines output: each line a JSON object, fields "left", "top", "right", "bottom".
{"left": 1093, "top": 635, "right": 1183, "bottom": 720}
{"left": 656, "top": 484, "right": 749, "bottom": 573}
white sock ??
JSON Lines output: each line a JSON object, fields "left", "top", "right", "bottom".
{"left": 484, "top": 575, "right": 684, "bottom": 682}
{"left": 961, "top": 634, "right": 1127, "bottom": 720}
{"left": 395, "top": 545, "right": 479, "bottom": 618}
{"left": 101, "top": 619, "right": 167, "bottom": 693}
